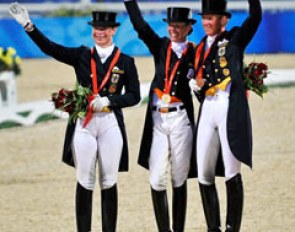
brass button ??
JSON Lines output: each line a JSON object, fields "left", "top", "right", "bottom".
{"left": 222, "top": 68, "right": 230, "bottom": 76}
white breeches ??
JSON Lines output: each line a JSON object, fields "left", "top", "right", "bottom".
{"left": 197, "top": 87, "right": 241, "bottom": 185}
{"left": 149, "top": 109, "right": 193, "bottom": 191}
{"left": 72, "top": 112, "right": 123, "bottom": 191}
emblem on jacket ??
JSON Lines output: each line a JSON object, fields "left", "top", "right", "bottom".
{"left": 216, "top": 39, "right": 231, "bottom": 78}
{"left": 109, "top": 66, "right": 124, "bottom": 94}
{"left": 218, "top": 38, "right": 229, "bottom": 57}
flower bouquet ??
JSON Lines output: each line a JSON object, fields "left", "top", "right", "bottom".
{"left": 243, "top": 62, "right": 269, "bottom": 98}
{"left": 0, "top": 47, "right": 21, "bottom": 75}
{"left": 51, "top": 83, "right": 92, "bottom": 123}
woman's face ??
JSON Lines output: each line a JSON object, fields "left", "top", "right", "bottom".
{"left": 92, "top": 26, "right": 117, "bottom": 47}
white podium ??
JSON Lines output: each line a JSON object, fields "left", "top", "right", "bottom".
{"left": 0, "top": 71, "right": 17, "bottom": 108}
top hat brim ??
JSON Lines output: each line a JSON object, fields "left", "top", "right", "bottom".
{"left": 88, "top": 21, "right": 121, "bottom": 27}
{"left": 198, "top": 11, "right": 231, "bottom": 18}
{"left": 162, "top": 18, "right": 197, "bottom": 25}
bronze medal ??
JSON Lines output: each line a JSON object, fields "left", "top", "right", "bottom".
{"left": 222, "top": 68, "right": 230, "bottom": 76}
{"left": 219, "top": 57, "right": 228, "bottom": 68}
{"left": 162, "top": 94, "right": 171, "bottom": 103}
{"left": 108, "top": 84, "right": 117, "bottom": 93}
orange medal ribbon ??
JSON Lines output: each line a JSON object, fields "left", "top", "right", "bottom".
{"left": 90, "top": 48, "right": 121, "bottom": 94}
{"left": 155, "top": 42, "right": 189, "bottom": 103}
{"left": 194, "top": 40, "right": 213, "bottom": 87}
{"left": 83, "top": 48, "right": 121, "bottom": 127}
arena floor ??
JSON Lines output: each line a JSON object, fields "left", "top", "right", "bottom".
{"left": 0, "top": 55, "right": 294, "bottom": 231}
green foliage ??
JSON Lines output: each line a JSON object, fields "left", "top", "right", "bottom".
{"left": 51, "top": 83, "right": 92, "bottom": 124}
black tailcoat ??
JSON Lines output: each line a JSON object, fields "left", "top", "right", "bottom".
{"left": 195, "top": 0, "right": 262, "bottom": 175}
{"left": 125, "top": 0, "right": 196, "bottom": 177}
{"left": 27, "top": 26, "right": 141, "bottom": 171}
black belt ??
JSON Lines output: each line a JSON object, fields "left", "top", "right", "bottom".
{"left": 152, "top": 105, "right": 185, "bottom": 113}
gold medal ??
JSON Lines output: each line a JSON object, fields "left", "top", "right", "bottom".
{"left": 219, "top": 57, "right": 228, "bottom": 68}
{"left": 222, "top": 68, "right": 230, "bottom": 76}
{"left": 162, "top": 94, "right": 171, "bottom": 103}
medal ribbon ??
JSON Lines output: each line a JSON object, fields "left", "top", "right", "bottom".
{"left": 194, "top": 40, "right": 212, "bottom": 84}
{"left": 83, "top": 47, "right": 121, "bottom": 127}
{"left": 164, "top": 42, "right": 189, "bottom": 94}
{"left": 90, "top": 47, "right": 121, "bottom": 94}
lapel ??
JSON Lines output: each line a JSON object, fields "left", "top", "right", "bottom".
{"left": 202, "top": 31, "right": 228, "bottom": 64}
{"left": 205, "top": 36, "right": 219, "bottom": 63}
{"left": 92, "top": 46, "right": 120, "bottom": 82}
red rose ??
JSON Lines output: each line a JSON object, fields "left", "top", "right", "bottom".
{"left": 58, "top": 88, "right": 68, "bottom": 97}
{"left": 253, "top": 69, "right": 263, "bottom": 78}
{"left": 252, "top": 79, "right": 263, "bottom": 85}
{"left": 257, "top": 62, "right": 268, "bottom": 71}
{"left": 243, "top": 61, "right": 269, "bottom": 98}
{"left": 64, "top": 103, "right": 75, "bottom": 114}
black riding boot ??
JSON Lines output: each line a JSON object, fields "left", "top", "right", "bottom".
{"left": 76, "top": 182, "right": 93, "bottom": 232}
{"left": 101, "top": 184, "right": 118, "bottom": 232}
{"left": 151, "top": 188, "right": 172, "bottom": 232}
{"left": 172, "top": 182, "right": 187, "bottom": 232}
{"left": 225, "top": 174, "right": 244, "bottom": 232}
{"left": 199, "top": 183, "right": 221, "bottom": 232}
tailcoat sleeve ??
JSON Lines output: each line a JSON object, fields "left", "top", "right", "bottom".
{"left": 26, "top": 25, "right": 84, "bottom": 66}
{"left": 124, "top": 0, "right": 162, "bottom": 55}
{"left": 233, "top": 0, "right": 262, "bottom": 49}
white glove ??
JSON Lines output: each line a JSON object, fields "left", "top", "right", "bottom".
{"left": 90, "top": 96, "right": 110, "bottom": 112}
{"left": 9, "top": 2, "right": 31, "bottom": 27}
{"left": 189, "top": 79, "right": 201, "bottom": 92}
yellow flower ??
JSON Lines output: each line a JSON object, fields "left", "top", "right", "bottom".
{"left": 0, "top": 46, "right": 22, "bottom": 75}
{"left": 6, "top": 47, "right": 16, "bottom": 56}
{"left": 3, "top": 55, "right": 13, "bottom": 67}
{"left": 15, "top": 56, "right": 22, "bottom": 65}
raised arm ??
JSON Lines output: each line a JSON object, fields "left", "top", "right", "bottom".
{"left": 9, "top": 2, "right": 82, "bottom": 66}
{"left": 235, "top": 0, "right": 262, "bottom": 48}
{"left": 124, "top": 0, "right": 162, "bottom": 54}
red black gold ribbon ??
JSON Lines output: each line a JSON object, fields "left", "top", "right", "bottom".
{"left": 83, "top": 48, "right": 121, "bottom": 127}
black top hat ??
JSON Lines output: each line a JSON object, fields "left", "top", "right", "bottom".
{"left": 199, "top": 0, "right": 231, "bottom": 18}
{"left": 88, "top": 11, "right": 121, "bottom": 27}
{"left": 163, "top": 7, "right": 196, "bottom": 25}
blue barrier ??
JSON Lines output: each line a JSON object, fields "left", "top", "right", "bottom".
{"left": 1, "top": 10, "right": 294, "bottom": 58}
